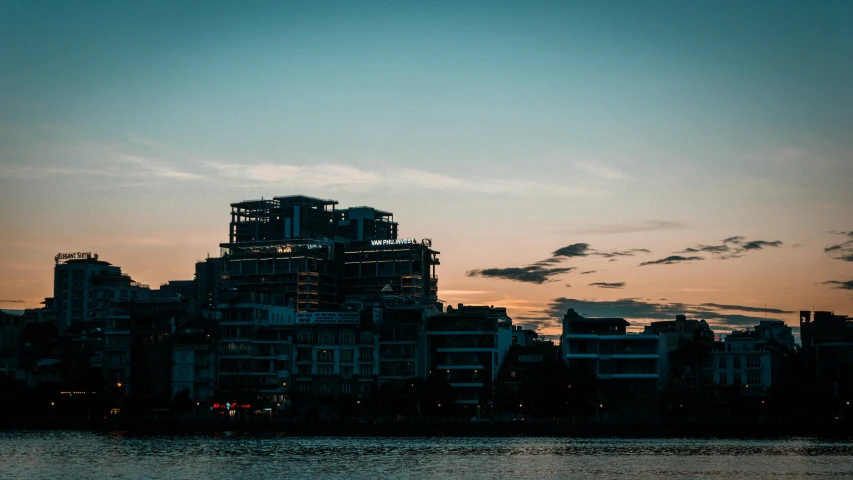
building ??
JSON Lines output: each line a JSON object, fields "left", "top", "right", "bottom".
{"left": 104, "top": 298, "right": 190, "bottom": 411}
{"left": 52, "top": 253, "right": 150, "bottom": 328}
{"left": 216, "top": 291, "right": 295, "bottom": 409}
{"left": 290, "top": 308, "right": 382, "bottom": 413}
{"left": 200, "top": 195, "right": 441, "bottom": 312}
{"left": 561, "top": 308, "right": 664, "bottom": 402}
{"left": 752, "top": 320, "right": 796, "bottom": 351}
{"left": 425, "top": 304, "right": 514, "bottom": 412}
{"left": 377, "top": 304, "right": 439, "bottom": 387}
{"left": 0, "top": 311, "right": 28, "bottom": 378}
{"left": 699, "top": 330, "right": 780, "bottom": 396}
{"left": 643, "top": 315, "right": 714, "bottom": 353}
{"left": 800, "top": 310, "right": 853, "bottom": 399}
{"left": 171, "top": 319, "right": 217, "bottom": 405}
{"left": 341, "top": 238, "right": 439, "bottom": 302}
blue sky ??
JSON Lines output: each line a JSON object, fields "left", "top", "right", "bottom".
{"left": 1, "top": 1, "right": 851, "bottom": 335}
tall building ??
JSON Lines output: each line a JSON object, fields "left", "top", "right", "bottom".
{"left": 52, "top": 253, "right": 150, "bottom": 327}
{"left": 201, "top": 195, "right": 440, "bottom": 312}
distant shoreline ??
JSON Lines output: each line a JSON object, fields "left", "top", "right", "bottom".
{"left": 3, "top": 418, "right": 853, "bottom": 438}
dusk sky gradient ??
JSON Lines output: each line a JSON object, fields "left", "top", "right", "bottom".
{"left": 2, "top": 1, "right": 851, "bottom": 337}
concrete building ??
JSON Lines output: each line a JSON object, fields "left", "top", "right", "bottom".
{"left": 200, "top": 195, "right": 441, "bottom": 315}
{"left": 800, "top": 310, "right": 853, "bottom": 399}
{"left": 752, "top": 319, "right": 796, "bottom": 351}
{"left": 53, "top": 253, "right": 150, "bottom": 328}
{"left": 561, "top": 308, "right": 664, "bottom": 402}
{"left": 291, "top": 308, "right": 381, "bottom": 411}
{"left": 103, "top": 298, "right": 190, "bottom": 410}
{"left": 426, "top": 304, "right": 514, "bottom": 410}
{"left": 171, "top": 319, "right": 217, "bottom": 405}
{"left": 643, "top": 315, "right": 714, "bottom": 353}
{"left": 0, "top": 311, "right": 27, "bottom": 378}
{"left": 216, "top": 291, "right": 295, "bottom": 408}
{"left": 700, "top": 329, "right": 782, "bottom": 396}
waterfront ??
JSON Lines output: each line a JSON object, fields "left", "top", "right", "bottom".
{"left": 1, "top": 432, "right": 853, "bottom": 479}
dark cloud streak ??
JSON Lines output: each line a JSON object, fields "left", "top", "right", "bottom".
{"left": 589, "top": 282, "right": 625, "bottom": 289}
{"left": 640, "top": 255, "right": 704, "bottom": 266}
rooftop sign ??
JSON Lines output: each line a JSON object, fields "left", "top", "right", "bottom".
{"left": 55, "top": 252, "right": 97, "bottom": 264}
{"left": 370, "top": 238, "right": 432, "bottom": 247}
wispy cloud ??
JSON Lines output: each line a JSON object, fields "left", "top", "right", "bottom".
{"left": 589, "top": 282, "right": 625, "bottom": 289}
{"left": 823, "top": 280, "right": 853, "bottom": 290}
{"left": 640, "top": 255, "right": 704, "bottom": 266}
{"left": 466, "top": 265, "right": 575, "bottom": 284}
{"left": 551, "top": 243, "right": 650, "bottom": 260}
{"left": 573, "top": 161, "right": 626, "bottom": 181}
{"left": 825, "top": 230, "right": 853, "bottom": 262}
{"left": 676, "top": 236, "right": 783, "bottom": 261}
{"left": 204, "top": 161, "right": 600, "bottom": 197}
{"left": 0, "top": 299, "right": 25, "bottom": 304}
{"left": 577, "top": 220, "right": 688, "bottom": 235}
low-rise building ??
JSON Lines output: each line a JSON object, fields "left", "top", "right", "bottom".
{"left": 699, "top": 329, "right": 783, "bottom": 396}
{"left": 561, "top": 308, "right": 664, "bottom": 403}
{"left": 426, "top": 304, "right": 514, "bottom": 412}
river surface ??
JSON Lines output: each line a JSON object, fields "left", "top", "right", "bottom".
{"left": 1, "top": 431, "right": 853, "bottom": 479}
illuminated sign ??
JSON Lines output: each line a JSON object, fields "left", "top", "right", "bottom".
{"left": 370, "top": 238, "right": 418, "bottom": 246}
{"left": 369, "top": 238, "right": 434, "bottom": 248}
{"left": 55, "top": 252, "right": 96, "bottom": 264}
{"left": 213, "top": 402, "right": 251, "bottom": 410}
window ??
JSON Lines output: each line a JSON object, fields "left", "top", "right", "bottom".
{"left": 719, "top": 373, "right": 727, "bottom": 385}
{"left": 316, "top": 349, "right": 335, "bottom": 363}
{"left": 718, "top": 356, "right": 726, "bottom": 368}
{"left": 747, "top": 355, "right": 761, "bottom": 368}
{"left": 297, "top": 347, "right": 312, "bottom": 362}
{"left": 318, "top": 365, "right": 334, "bottom": 375}
{"left": 319, "top": 331, "right": 334, "bottom": 344}
{"left": 297, "top": 382, "right": 311, "bottom": 393}
{"left": 341, "top": 383, "right": 352, "bottom": 395}
{"left": 319, "top": 384, "right": 332, "bottom": 397}
{"left": 360, "top": 331, "right": 373, "bottom": 343}
{"left": 340, "top": 331, "right": 354, "bottom": 345}
{"left": 733, "top": 373, "right": 741, "bottom": 385}
{"left": 298, "top": 331, "right": 312, "bottom": 343}
{"left": 340, "top": 366, "right": 353, "bottom": 377}
{"left": 297, "top": 365, "right": 312, "bottom": 375}
{"left": 359, "top": 347, "right": 374, "bottom": 361}
{"left": 340, "top": 349, "right": 354, "bottom": 363}
{"left": 748, "top": 372, "right": 762, "bottom": 385}
{"left": 733, "top": 356, "right": 741, "bottom": 368}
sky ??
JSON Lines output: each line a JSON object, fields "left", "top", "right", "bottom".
{"left": 1, "top": 1, "right": 852, "bottom": 338}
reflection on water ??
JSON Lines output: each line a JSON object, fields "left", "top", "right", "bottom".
{"left": 1, "top": 431, "right": 853, "bottom": 479}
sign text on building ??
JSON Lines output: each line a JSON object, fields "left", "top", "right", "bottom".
{"left": 55, "top": 252, "right": 96, "bottom": 263}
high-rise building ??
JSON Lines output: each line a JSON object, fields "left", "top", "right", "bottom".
{"left": 201, "top": 195, "right": 440, "bottom": 311}
{"left": 52, "top": 253, "right": 150, "bottom": 327}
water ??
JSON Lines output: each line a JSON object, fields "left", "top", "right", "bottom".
{"left": 1, "top": 431, "right": 853, "bottom": 479}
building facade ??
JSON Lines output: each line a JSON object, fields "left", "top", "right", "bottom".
{"left": 561, "top": 308, "right": 664, "bottom": 402}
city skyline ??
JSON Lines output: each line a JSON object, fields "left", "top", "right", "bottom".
{"left": 1, "top": 1, "right": 852, "bottom": 337}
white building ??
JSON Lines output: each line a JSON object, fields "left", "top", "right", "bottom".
{"left": 701, "top": 330, "right": 778, "bottom": 395}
